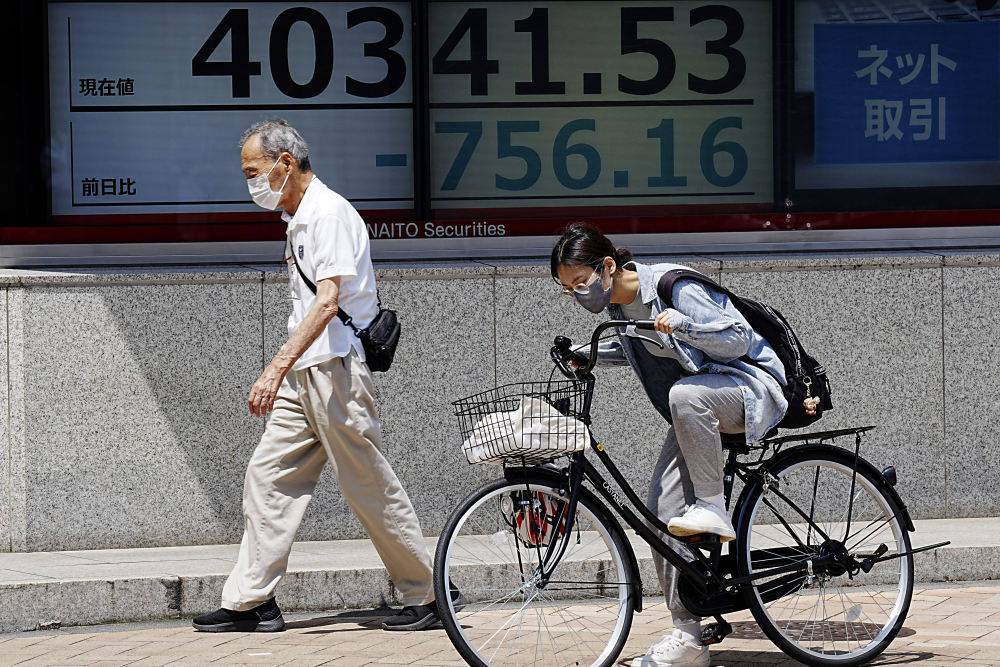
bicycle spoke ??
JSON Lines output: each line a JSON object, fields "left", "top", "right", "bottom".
{"left": 760, "top": 489, "right": 839, "bottom": 549}
{"left": 460, "top": 588, "right": 526, "bottom": 621}
{"left": 845, "top": 514, "right": 894, "bottom": 551}
{"left": 536, "top": 589, "right": 623, "bottom": 658}
{"left": 807, "top": 465, "right": 821, "bottom": 546}
{"left": 483, "top": 592, "right": 538, "bottom": 659}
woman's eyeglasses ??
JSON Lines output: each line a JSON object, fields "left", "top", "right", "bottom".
{"left": 558, "top": 266, "right": 604, "bottom": 297}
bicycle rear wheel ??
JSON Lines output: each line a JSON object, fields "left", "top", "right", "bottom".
{"left": 433, "top": 476, "right": 636, "bottom": 667}
{"left": 735, "top": 445, "right": 913, "bottom": 666}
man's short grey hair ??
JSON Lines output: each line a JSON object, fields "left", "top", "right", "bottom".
{"left": 240, "top": 119, "right": 311, "bottom": 171}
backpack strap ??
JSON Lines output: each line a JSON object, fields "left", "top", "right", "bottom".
{"left": 286, "top": 241, "right": 360, "bottom": 335}
{"left": 655, "top": 268, "right": 736, "bottom": 310}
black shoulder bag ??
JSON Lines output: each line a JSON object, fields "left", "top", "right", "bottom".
{"left": 290, "top": 254, "right": 400, "bottom": 372}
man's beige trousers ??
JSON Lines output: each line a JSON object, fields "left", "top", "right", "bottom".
{"left": 221, "top": 350, "right": 434, "bottom": 611}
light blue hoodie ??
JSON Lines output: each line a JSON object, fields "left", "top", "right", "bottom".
{"left": 587, "top": 261, "right": 788, "bottom": 444}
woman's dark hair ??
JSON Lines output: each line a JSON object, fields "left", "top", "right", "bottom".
{"left": 550, "top": 223, "right": 634, "bottom": 280}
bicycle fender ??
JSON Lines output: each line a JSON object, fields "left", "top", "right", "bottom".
{"left": 733, "top": 445, "right": 915, "bottom": 533}
{"left": 503, "top": 466, "right": 645, "bottom": 613}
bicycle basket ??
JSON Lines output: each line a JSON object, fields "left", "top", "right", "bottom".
{"left": 452, "top": 380, "right": 591, "bottom": 465}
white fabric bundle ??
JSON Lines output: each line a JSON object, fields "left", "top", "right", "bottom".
{"left": 463, "top": 397, "right": 590, "bottom": 465}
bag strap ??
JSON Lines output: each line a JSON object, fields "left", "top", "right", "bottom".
{"left": 286, "top": 241, "right": 360, "bottom": 335}
{"left": 655, "top": 268, "right": 738, "bottom": 310}
{"left": 655, "top": 268, "right": 787, "bottom": 385}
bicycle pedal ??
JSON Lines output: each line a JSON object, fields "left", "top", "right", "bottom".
{"left": 700, "top": 619, "right": 733, "bottom": 646}
{"left": 677, "top": 533, "right": 721, "bottom": 550}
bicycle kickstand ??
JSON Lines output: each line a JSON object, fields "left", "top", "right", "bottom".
{"left": 700, "top": 615, "right": 733, "bottom": 646}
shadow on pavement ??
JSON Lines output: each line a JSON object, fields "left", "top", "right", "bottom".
{"left": 288, "top": 606, "right": 398, "bottom": 632}
{"left": 619, "top": 623, "right": 925, "bottom": 666}
{"left": 725, "top": 620, "right": 913, "bottom": 640}
{"left": 871, "top": 652, "right": 939, "bottom": 664}
{"left": 620, "top": 650, "right": 936, "bottom": 666}
{"left": 619, "top": 650, "right": 795, "bottom": 666}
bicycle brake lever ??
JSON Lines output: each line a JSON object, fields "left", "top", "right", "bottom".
{"left": 623, "top": 329, "right": 666, "bottom": 349}
{"left": 550, "top": 346, "right": 578, "bottom": 379}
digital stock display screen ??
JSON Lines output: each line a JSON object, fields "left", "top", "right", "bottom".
{"left": 28, "top": 1, "right": 1000, "bottom": 248}
{"left": 42, "top": 1, "right": 779, "bottom": 243}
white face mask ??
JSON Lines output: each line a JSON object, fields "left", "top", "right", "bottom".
{"left": 247, "top": 158, "right": 289, "bottom": 210}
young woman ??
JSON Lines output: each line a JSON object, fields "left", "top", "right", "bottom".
{"left": 551, "top": 224, "right": 789, "bottom": 667}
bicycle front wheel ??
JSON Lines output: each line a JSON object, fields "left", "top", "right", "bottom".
{"left": 735, "top": 445, "right": 914, "bottom": 666}
{"left": 433, "top": 475, "right": 636, "bottom": 667}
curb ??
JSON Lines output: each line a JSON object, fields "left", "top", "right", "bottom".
{"left": 0, "top": 540, "right": 989, "bottom": 634}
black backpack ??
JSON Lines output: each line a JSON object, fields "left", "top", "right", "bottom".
{"left": 656, "top": 269, "right": 832, "bottom": 430}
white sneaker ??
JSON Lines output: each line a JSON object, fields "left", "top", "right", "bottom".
{"left": 630, "top": 629, "right": 710, "bottom": 667}
{"left": 667, "top": 502, "right": 736, "bottom": 542}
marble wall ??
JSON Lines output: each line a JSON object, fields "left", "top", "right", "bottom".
{"left": 0, "top": 250, "right": 993, "bottom": 551}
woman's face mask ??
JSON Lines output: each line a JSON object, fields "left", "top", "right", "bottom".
{"left": 571, "top": 265, "right": 612, "bottom": 313}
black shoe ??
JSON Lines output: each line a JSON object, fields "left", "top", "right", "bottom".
{"left": 380, "top": 603, "right": 440, "bottom": 631}
{"left": 192, "top": 598, "right": 285, "bottom": 632}
{"left": 381, "top": 583, "right": 466, "bottom": 631}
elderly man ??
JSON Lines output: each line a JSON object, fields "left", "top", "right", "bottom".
{"left": 193, "top": 119, "right": 444, "bottom": 633}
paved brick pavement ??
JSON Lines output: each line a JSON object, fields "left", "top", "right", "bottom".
{"left": 1, "top": 581, "right": 999, "bottom": 666}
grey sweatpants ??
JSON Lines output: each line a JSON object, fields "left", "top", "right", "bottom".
{"left": 647, "top": 374, "right": 746, "bottom": 625}
{"left": 221, "top": 350, "right": 434, "bottom": 611}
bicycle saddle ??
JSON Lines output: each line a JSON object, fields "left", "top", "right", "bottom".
{"left": 719, "top": 433, "right": 748, "bottom": 451}
{"left": 720, "top": 426, "right": 780, "bottom": 451}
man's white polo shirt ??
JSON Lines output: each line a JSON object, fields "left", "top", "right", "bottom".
{"left": 282, "top": 177, "right": 378, "bottom": 371}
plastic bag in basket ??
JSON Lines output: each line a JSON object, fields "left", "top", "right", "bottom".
{"left": 463, "top": 396, "right": 590, "bottom": 465}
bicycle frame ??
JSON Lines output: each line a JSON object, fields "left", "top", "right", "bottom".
{"left": 526, "top": 435, "right": 951, "bottom": 607}
{"left": 532, "top": 441, "right": 788, "bottom": 595}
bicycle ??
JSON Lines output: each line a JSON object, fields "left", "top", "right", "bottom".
{"left": 433, "top": 319, "right": 949, "bottom": 667}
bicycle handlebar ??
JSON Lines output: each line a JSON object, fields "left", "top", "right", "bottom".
{"left": 550, "top": 319, "right": 656, "bottom": 379}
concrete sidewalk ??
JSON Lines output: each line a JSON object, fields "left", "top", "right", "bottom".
{"left": 5, "top": 583, "right": 1000, "bottom": 665}
{"left": 0, "top": 517, "right": 993, "bottom": 634}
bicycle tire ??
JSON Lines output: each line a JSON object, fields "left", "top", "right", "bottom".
{"left": 734, "top": 445, "right": 914, "bottom": 666}
{"left": 433, "top": 475, "right": 637, "bottom": 667}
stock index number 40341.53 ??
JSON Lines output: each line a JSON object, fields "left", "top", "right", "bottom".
{"left": 432, "top": 5, "right": 746, "bottom": 97}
